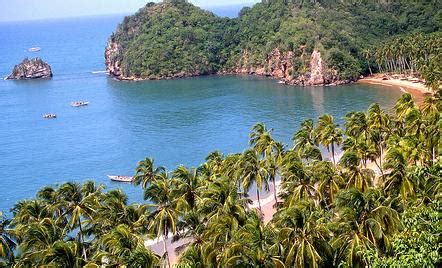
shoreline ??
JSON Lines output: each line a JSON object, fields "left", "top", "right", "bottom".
{"left": 107, "top": 71, "right": 352, "bottom": 87}
{"left": 358, "top": 75, "right": 434, "bottom": 100}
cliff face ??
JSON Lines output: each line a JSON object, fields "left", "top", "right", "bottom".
{"left": 105, "top": 40, "right": 122, "bottom": 78}
{"left": 106, "top": 38, "right": 344, "bottom": 86}
{"left": 228, "top": 48, "right": 343, "bottom": 86}
{"left": 7, "top": 58, "right": 52, "bottom": 80}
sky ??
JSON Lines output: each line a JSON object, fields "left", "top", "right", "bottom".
{"left": 0, "top": 0, "right": 260, "bottom": 22}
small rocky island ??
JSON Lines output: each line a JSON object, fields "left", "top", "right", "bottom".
{"left": 6, "top": 58, "right": 52, "bottom": 80}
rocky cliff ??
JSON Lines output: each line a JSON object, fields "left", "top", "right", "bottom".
{"left": 226, "top": 48, "right": 346, "bottom": 86}
{"left": 7, "top": 58, "right": 52, "bottom": 80}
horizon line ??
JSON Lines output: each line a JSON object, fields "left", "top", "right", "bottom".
{"left": 0, "top": 2, "right": 257, "bottom": 23}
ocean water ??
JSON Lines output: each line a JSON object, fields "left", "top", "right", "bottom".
{"left": 0, "top": 15, "right": 403, "bottom": 213}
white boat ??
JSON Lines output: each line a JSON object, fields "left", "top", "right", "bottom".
{"left": 70, "top": 101, "right": 89, "bottom": 107}
{"left": 43, "top": 114, "right": 57, "bottom": 119}
{"left": 108, "top": 175, "right": 134, "bottom": 183}
{"left": 277, "top": 80, "right": 286, "bottom": 84}
{"left": 28, "top": 47, "right": 41, "bottom": 52}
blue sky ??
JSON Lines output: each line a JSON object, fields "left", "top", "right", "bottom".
{"left": 0, "top": 0, "right": 259, "bottom": 22}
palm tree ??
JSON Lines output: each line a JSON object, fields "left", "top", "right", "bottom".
{"left": 344, "top": 112, "right": 368, "bottom": 140}
{"left": 194, "top": 176, "right": 250, "bottom": 266}
{"left": 420, "top": 94, "right": 441, "bottom": 164}
{"left": 197, "top": 176, "right": 249, "bottom": 225}
{"left": 315, "top": 114, "right": 343, "bottom": 165}
{"left": 41, "top": 241, "right": 83, "bottom": 267}
{"left": 362, "top": 48, "right": 373, "bottom": 75}
{"left": 239, "top": 149, "right": 269, "bottom": 213}
{"left": 311, "top": 160, "right": 343, "bottom": 208}
{"left": 134, "top": 158, "right": 165, "bottom": 189}
{"left": 0, "top": 212, "right": 15, "bottom": 265}
{"left": 97, "top": 224, "right": 158, "bottom": 267}
{"left": 177, "top": 243, "right": 206, "bottom": 267}
{"left": 55, "top": 182, "right": 100, "bottom": 261}
{"left": 394, "top": 93, "right": 415, "bottom": 121}
{"left": 293, "top": 119, "right": 323, "bottom": 161}
{"left": 332, "top": 188, "right": 402, "bottom": 267}
{"left": 250, "top": 123, "right": 274, "bottom": 158}
{"left": 93, "top": 189, "right": 148, "bottom": 235}
{"left": 11, "top": 199, "right": 52, "bottom": 226}
{"left": 367, "top": 103, "right": 391, "bottom": 174}
{"left": 339, "top": 151, "right": 374, "bottom": 192}
{"left": 172, "top": 165, "right": 201, "bottom": 211}
{"left": 223, "top": 212, "right": 284, "bottom": 267}
{"left": 272, "top": 200, "right": 333, "bottom": 267}
{"left": 14, "top": 217, "right": 66, "bottom": 265}
{"left": 342, "top": 136, "right": 372, "bottom": 169}
{"left": 144, "top": 173, "right": 178, "bottom": 268}
{"left": 200, "top": 151, "right": 223, "bottom": 179}
{"left": 382, "top": 147, "right": 415, "bottom": 202}
{"left": 280, "top": 160, "right": 318, "bottom": 207}
{"left": 265, "top": 141, "right": 285, "bottom": 205}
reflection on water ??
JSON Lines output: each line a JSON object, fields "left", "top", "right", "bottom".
{"left": 309, "top": 86, "right": 325, "bottom": 116}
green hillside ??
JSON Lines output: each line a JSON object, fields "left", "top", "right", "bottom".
{"left": 106, "top": 0, "right": 441, "bottom": 85}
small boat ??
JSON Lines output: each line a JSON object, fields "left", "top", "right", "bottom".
{"left": 108, "top": 175, "right": 134, "bottom": 183}
{"left": 43, "top": 113, "right": 57, "bottom": 119}
{"left": 277, "top": 80, "right": 286, "bottom": 84}
{"left": 28, "top": 47, "right": 41, "bottom": 52}
{"left": 70, "top": 101, "right": 89, "bottom": 107}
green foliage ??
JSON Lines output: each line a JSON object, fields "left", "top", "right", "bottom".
{"left": 365, "top": 200, "right": 441, "bottom": 267}
{"left": 110, "top": 0, "right": 440, "bottom": 81}
{"left": 2, "top": 92, "right": 441, "bottom": 267}
{"left": 326, "top": 48, "right": 362, "bottom": 81}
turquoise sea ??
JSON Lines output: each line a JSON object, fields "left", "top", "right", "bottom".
{"left": 0, "top": 15, "right": 403, "bottom": 213}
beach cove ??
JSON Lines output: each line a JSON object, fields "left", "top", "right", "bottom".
{"left": 0, "top": 16, "right": 408, "bottom": 213}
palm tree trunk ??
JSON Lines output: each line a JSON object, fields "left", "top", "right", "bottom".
{"left": 331, "top": 143, "right": 336, "bottom": 166}
{"left": 272, "top": 177, "right": 278, "bottom": 205}
{"left": 381, "top": 144, "right": 384, "bottom": 164}
{"left": 432, "top": 147, "right": 436, "bottom": 164}
{"left": 257, "top": 189, "right": 262, "bottom": 214}
{"left": 237, "top": 180, "right": 242, "bottom": 198}
{"left": 374, "top": 160, "right": 383, "bottom": 178}
{"left": 163, "top": 234, "right": 170, "bottom": 268}
{"left": 78, "top": 218, "right": 88, "bottom": 261}
{"left": 367, "top": 60, "right": 373, "bottom": 76}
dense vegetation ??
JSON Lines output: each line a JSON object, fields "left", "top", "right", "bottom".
{"left": 1, "top": 91, "right": 441, "bottom": 267}
{"left": 366, "top": 32, "right": 442, "bottom": 90}
{"left": 108, "top": 0, "right": 441, "bottom": 84}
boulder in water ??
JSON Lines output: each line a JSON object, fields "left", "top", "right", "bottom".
{"left": 6, "top": 58, "right": 52, "bottom": 80}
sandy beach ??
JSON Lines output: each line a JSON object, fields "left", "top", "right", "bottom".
{"left": 358, "top": 74, "right": 435, "bottom": 101}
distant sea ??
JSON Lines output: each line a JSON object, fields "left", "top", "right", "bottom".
{"left": 0, "top": 13, "right": 403, "bottom": 213}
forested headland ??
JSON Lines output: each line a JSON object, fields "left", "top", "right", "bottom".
{"left": 105, "top": 0, "right": 441, "bottom": 87}
{"left": 1, "top": 91, "right": 441, "bottom": 267}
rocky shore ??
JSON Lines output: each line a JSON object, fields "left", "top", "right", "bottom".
{"left": 105, "top": 43, "right": 351, "bottom": 86}
{"left": 6, "top": 58, "right": 52, "bottom": 80}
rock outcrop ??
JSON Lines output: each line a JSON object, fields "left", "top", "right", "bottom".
{"left": 227, "top": 48, "right": 343, "bottom": 86}
{"left": 105, "top": 40, "right": 122, "bottom": 78}
{"left": 7, "top": 58, "right": 52, "bottom": 80}
{"left": 306, "top": 50, "right": 325, "bottom": 85}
